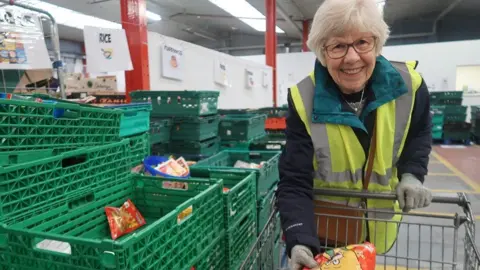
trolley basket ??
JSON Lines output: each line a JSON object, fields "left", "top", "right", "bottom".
{"left": 240, "top": 189, "right": 480, "bottom": 270}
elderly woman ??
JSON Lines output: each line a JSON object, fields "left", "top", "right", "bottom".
{"left": 276, "top": 0, "right": 433, "bottom": 268}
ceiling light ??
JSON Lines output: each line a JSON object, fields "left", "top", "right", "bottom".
{"left": 209, "top": 0, "right": 284, "bottom": 33}
{"left": 146, "top": 11, "right": 161, "bottom": 21}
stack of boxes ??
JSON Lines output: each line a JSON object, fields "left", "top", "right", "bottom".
{"left": 130, "top": 90, "right": 221, "bottom": 161}
{"left": 429, "top": 91, "right": 470, "bottom": 143}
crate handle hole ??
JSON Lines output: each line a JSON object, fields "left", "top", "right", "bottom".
{"left": 62, "top": 154, "right": 87, "bottom": 168}
{"left": 34, "top": 238, "right": 72, "bottom": 255}
{"left": 156, "top": 96, "right": 161, "bottom": 105}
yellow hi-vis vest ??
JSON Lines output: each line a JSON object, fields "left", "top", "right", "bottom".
{"left": 290, "top": 60, "right": 423, "bottom": 254}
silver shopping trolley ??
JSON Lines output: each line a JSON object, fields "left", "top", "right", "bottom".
{"left": 239, "top": 189, "right": 480, "bottom": 270}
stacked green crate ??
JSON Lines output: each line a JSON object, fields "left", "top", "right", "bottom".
{"left": 219, "top": 114, "right": 268, "bottom": 152}
{"left": 429, "top": 92, "right": 468, "bottom": 141}
{"left": 130, "top": 90, "right": 221, "bottom": 160}
{"left": 189, "top": 169, "right": 257, "bottom": 270}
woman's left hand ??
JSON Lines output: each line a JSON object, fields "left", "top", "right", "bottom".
{"left": 396, "top": 173, "right": 433, "bottom": 212}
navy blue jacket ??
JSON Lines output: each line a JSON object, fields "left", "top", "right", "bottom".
{"left": 276, "top": 70, "right": 432, "bottom": 257}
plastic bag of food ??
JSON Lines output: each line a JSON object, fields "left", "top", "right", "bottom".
{"left": 303, "top": 242, "right": 376, "bottom": 270}
{"left": 105, "top": 199, "right": 146, "bottom": 240}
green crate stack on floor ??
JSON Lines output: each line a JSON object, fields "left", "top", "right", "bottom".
{"left": 429, "top": 91, "right": 469, "bottom": 142}
{"left": 193, "top": 149, "right": 281, "bottom": 269}
{"left": 131, "top": 90, "right": 221, "bottom": 161}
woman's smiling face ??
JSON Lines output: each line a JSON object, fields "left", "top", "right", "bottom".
{"left": 324, "top": 30, "right": 377, "bottom": 94}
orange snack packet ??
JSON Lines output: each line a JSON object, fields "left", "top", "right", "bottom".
{"left": 105, "top": 199, "right": 146, "bottom": 240}
{"left": 303, "top": 242, "right": 376, "bottom": 270}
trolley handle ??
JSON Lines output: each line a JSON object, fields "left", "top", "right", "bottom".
{"left": 313, "top": 189, "right": 469, "bottom": 207}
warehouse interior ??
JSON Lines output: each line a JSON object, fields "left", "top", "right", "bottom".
{"left": 0, "top": 0, "right": 479, "bottom": 269}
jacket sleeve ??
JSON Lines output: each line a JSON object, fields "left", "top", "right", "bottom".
{"left": 396, "top": 78, "right": 432, "bottom": 183}
{"left": 276, "top": 90, "right": 321, "bottom": 257}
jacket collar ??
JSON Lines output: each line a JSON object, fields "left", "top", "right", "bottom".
{"left": 311, "top": 55, "right": 409, "bottom": 132}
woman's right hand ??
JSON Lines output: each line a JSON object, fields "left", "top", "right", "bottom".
{"left": 290, "top": 245, "right": 319, "bottom": 270}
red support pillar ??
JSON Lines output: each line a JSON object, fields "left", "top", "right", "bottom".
{"left": 302, "top": 20, "right": 309, "bottom": 52}
{"left": 82, "top": 44, "right": 89, "bottom": 78}
{"left": 120, "top": 0, "right": 150, "bottom": 103}
{"left": 265, "top": 0, "right": 277, "bottom": 107}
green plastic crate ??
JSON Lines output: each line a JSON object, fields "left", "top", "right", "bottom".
{"left": 0, "top": 97, "right": 122, "bottom": 165}
{"left": 443, "top": 131, "right": 471, "bottom": 141}
{"left": 151, "top": 142, "right": 170, "bottom": 156}
{"left": 0, "top": 139, "right": 131, "bottom": 225}
{"left": 170, "top": 137, "right": 220, "bottom": 157}
{"left": 430, "top": 91, "right": 463, "bottom": 105}
{"left": 171, "top": 115, "right": 219, "bottom": 141}
{"left": 130, "top": 90, "right": 219, "bottom": 117}
{"left": 432, "top": 131, "right": 443, "bottom": 140}
{"left": 218, "top": 109, "right": 255, "bottom": 115}
{"left": 444, "top": 105, "right": 467, "bottom": 115}
{"left": 226, "top": 210, "right": 257, "bottom": 270}
{"left": 257, "top": 186, "right": 277, "bottom": 234}
{"left": 150, "top": 118, "right": 172, "bottom": 145}
{"left": 432, "top": 124, "right": 443, "bottom": 132}
{"left": 432, "top": 115, "right": 444, "bottom": 125}
{"left": 444, "top": 114, "right": 466, "bottom": 122}
{"left": 0, "top": 175, "right": 224, "bottom": 270}
{"left": 219, "top": 114, "right": 267, "bottom": 141}
{"left": 193, "top": 150, "right": 281, "bottom": 198}
{"left": 220, "top": 133, "right": 267, "bottom": 151}
{"left": 190, "top": 168, "right": 257, "bottom": 229}
{"left": 250, "top": 133, "right": 286, "bottom": 151}
{"left": 191, "top": 231, "right": 226, "bottom": 270}
{"left": 105, "top": 103, "right": 151, "bottom": 137}
{"left": 430, "top": 105, "right": 446, "bottom": 115}
{"left": 255, "top": 107, "right": 288, "bottom": 117}
{"left": 127, "top": 132, "right": 150, "bottom": 168}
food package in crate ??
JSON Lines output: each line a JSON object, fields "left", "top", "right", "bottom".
{"left": 105, "top": 199, "right": 146, "bottom": 240}
{"left": 303, "top": 242, "right": 376, "bottom": 270}
{"left": 143, "top": 156, "right": 191, "bottom": 178}
{"left": 233, "top": 160, "right": 266, "bottom": 169}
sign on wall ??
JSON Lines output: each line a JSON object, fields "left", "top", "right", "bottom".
{"left": 83, "top": 26, "right": 132, "bottom": 73}
{"left": 162, "top": 44, "right": 183, "bottom": 80}
{"left": 214, "top": 59, "right": 228, "bottom": 86}
{"left": 245, "top": 69, "right": 255, "bottom": 89}
{"left": 0, "top": 10, "right": 50, "bottom": 70}
{"left": 262, "top": 71, "right": 269, "bottom": 88}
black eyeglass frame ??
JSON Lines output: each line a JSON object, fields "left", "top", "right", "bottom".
{"left": 323, "top": 36, "right": 378, "bottom": 59}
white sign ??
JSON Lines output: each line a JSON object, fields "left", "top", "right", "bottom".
{"left": 83, "top": 26, "right": 132, "bottom": 73}
{"left": 0, "top": 10, "right": 50, "bottom": 70}
{"left": 245, "top": 69, "right": 255, "bottom": 89}
{"left": 214, "top": 59, "right": 228, "bottom": 86}
{"left": 162, "top": 44, "right": 183, "bottom": 80}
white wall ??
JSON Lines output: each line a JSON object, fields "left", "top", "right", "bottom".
{"left": 147, "top": 32, "right": 273, "bottom": 109}
{"left": 241, "top": 39, "right": 480, "bottom": 107}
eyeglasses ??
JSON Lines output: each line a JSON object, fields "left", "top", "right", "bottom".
{"left": 323, "top": 36, "right": 377, "bottom": 59}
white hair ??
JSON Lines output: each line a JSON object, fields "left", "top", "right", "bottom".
{"left": 307, "top": 0, "right": 390, "bottom": 66}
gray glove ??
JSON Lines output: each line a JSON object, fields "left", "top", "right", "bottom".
{"left": 396, "top": 173, "right": 432, "bottom": 212}
{"left": 290, "top": 245, "right": 318, "bottom": 270}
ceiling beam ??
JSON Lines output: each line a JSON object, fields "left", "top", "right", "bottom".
{"left": 147, "top": 0, "right": 220, "bottom": 41}
{"left": 276, "top": 1, "right": 303, "bottom": 38}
